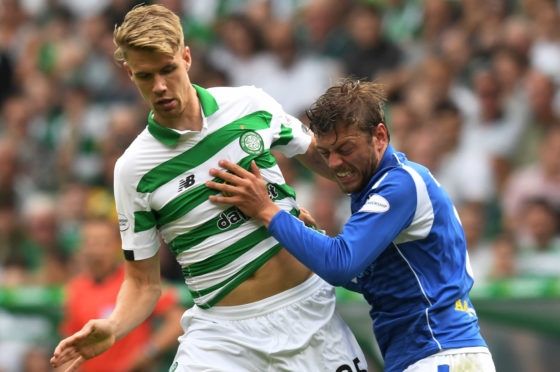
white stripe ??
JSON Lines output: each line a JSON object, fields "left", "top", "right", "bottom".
{"left": 393, "top": 165, "right": 434, "bottom": 244}
{"left": 394, "top": 243, "right": 442, "bottom": 350}
{"left": 163, "top": 197, "right": 296, "bottom": 244}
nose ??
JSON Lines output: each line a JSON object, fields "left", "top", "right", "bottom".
{"left": 327, "top": 153, "right": 343, "bottom": 168}
{"left": 153, "top": 74, "right": 167, "bottom": 94}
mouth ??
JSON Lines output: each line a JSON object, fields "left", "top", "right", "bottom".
{"left": 156, "top": 98, "right": 176, "bottom": 109}
{"left": 335, "top": 170, "right": 354, "bottom": 182}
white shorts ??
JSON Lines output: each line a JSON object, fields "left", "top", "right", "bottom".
{"left": 403, "top": 347, "right": 496, "bottom": 372}
{"left": 170, "top": 274, "right": 367, "bottom": 372}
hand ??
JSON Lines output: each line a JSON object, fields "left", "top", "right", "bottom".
{"left": 50, "top": 319, "right": 116, "bottom": 372}
{"left": 206, "top": 160, "right": 281, "bottom": 227}
{"left": 298, "top": 207, "right": 318, "bottom": 228}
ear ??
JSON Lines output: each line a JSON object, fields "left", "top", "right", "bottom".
{"left": 374, "top": 123, "right": 389, "bottom": 149}
{"left": 183, "top": 46, "right": 192, "bottom": 71}
{"left": 123, "top": 62, "right": 133, "bottom": 80}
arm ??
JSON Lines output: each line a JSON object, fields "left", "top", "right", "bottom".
{"left": 51, "top": 254, "right": 162, "bottom": 371}
{"left": 208, "top": 160, "right": 416, "bottom": 285}
{"left": 295, "top": 134, "right": 334, "bottom": 180}
{"left": 130, "top": 285, "right": 185, "bottom": 371}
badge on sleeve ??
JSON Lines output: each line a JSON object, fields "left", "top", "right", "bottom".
{"left": 359, "top": 194, "right": 390, "bottom": 213}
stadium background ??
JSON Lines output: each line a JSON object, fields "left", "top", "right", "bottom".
{"left": 1, "top": 0, "right": 560, "bottom": 371}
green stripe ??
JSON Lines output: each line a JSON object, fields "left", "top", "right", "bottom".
{"left": 147, "top": 113, "right": 180, "bottom": 146}
{"left": 138, "top": 110, "right": 273, "bottom": 193}
{"left": 184, "top": 226, "right": 271, "bottom": 276}
{"left": 147, "top": 85, "right": 219, "bottom": 147}
{"left": 168, "top": 205, "right": 248, "bottom": 256}
{"left": 168, "top": 185, "right": 296, "bottom": 255}
{"left": 134, "top": 211, "right": 157, "bottom": 232}
{"left": 154, "top": 153, "right": 279, "bottom": 228}
{"left": 193, "top": 84, "right": 219, "bottom": 117}
{"left": 271, "top": 124, "right": 293, "bottom": 147}
{"left": 192, "top": 243, "right": 284, "bottom": 309}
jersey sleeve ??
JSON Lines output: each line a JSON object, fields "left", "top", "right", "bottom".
{"left": 268, "top": 168, "right": 418, "bottom": 286}
{"left": 251, "top": 87, "right": 312, "bottom": 157}
{"left": 114, "top": 156, "right": 160, "bottom": 261}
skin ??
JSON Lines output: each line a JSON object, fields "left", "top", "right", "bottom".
{"left": 206, "top": 123, "right": 389, "bottom": 226}
{"left": 52, "top": 44, "right": 332, "bottom": 370}
{"left": 124, "top": 47, "right": 202, "bottom": 131}
{"left": 53, "top": 221, "right": 184, "bottom": 372}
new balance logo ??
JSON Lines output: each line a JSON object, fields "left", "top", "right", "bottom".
{"left": 178, "top": 174, "right": 195, "bottom": 192}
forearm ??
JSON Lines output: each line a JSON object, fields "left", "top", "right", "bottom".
{"left": 109, "top": 278, "right": 161, "bottom": 340}
{"left": 109, "top": 256, "right": 162, "bottom": 340}
{"left": 268, "top": 210, "right": 355, "bottom": 285}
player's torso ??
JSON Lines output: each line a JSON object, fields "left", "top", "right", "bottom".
{"left": 125, "top": 87, "right": 312, "bottom": 307}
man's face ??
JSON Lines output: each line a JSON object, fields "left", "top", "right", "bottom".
{"left": 316, "top": 123, "right": 387, "bottom": 194}
{"left": 124, "top": 47, "right": 192, "bottom": 127}
{"left": 81, "top": 221, "right": 121, "bottom": 282}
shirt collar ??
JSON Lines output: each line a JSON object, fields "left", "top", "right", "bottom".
{"left": 147, "top": 84, "right": 219, "bottom": 146}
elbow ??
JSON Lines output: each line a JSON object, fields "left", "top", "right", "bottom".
{"left": 318, "top": 269, "right": 355, "bottom": 287}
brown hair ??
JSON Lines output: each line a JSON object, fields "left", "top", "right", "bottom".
{"left": 307, "top": 78, "right": 388, "bottom": 138}
{"left": 113, "top": 4, "right": 184, "bottom": 63}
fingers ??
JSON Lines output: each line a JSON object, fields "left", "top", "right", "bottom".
{"left": 249, "top": 160, "right": 262, "bottom": 178}
{"left": 212, "top": 160, "right": 252, "bottom": 180}
{"left": 51, "top": 323, "right": 95, "bottom": 368}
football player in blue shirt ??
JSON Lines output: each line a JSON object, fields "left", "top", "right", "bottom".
{"left": 207, "top": 78, "right": 496, "bottom": 372}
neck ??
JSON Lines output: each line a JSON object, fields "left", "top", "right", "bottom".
{"left": 155, "top": 85, "right": 203, "bottom": 131}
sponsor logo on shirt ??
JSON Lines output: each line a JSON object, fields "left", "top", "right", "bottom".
{"left": 118, "top": 214, "right": 129, "bottom": 231}
{"left": 178, "top": 173, "right": 196, "bottom": 192}
{"left": 239, "top": 130, "right": 264, "bottom": 155}
{"left": 455, "top": 299, "right": 476, "bottom": 317}
{"left": 217, "top": 208, "right": 249, "bottom": 230}
{"left": 359, "top": 194, "right": 390, "bottom": 213}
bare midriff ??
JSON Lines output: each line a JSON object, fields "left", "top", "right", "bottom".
{"left": 215, "top": 248, "right": 313, "bottom": 306}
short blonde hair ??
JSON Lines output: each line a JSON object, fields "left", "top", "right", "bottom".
{"left": 113, "top": 4, "right": 184, "bottom": 63}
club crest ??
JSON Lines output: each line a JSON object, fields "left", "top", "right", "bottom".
{"left": 239, "top": 130, "right": 264, "bottom": 155}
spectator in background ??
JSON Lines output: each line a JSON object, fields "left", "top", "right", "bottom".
{"left": 56, "top": 217, "right": 184, "bottom": 372}
{"left": 458, "top": 203, "right": 494, "bottom": 285}
{"left": 0, "top": 49, "right": 13, "bottom": 105}
{"left": 18, "top": 193, "right": 70, "bottom": 286}
{"left": 259, "top": 20, "right": 341, "bottom": 118}
{"left": 342, "top": 3, "right": 402, "bottom": 81}
{"left": 430, "top": 100, "right": 495, "bottom": 209}
{"left": 21, "top": 346, "right": 52, "bottom": 372}
{"left": 385, "top": 100, "right": 421, "bottom": 154}
{"left": 462, "top": 66, "right": 529, "bottom": 191}
{"left": 0, "top": 191, "right": 25, "bottom": 285}
{"left": 0, "top": 137, "right": 19, "bottom": 199}
{"left": 488, "top": 233, "right": 517, "bottom": 279}
{"left": 528, "top": 1, "right": 560, "bottom": 83}
{"left": 502, "top": 125, "right": 560, "bottom": 231}
{"left": 208, "top": 13, "right": 275, "bottom": 87}
{"left": 296, "top": 0, "right": 352, "bottom": 59}
{"left": 515, "top": 198, "right": 560, "bottom": 277}
{"left": 515, "top": 68, "right": 560, "bottom": 166}
{"left": 381, "top": 0, "right": 423, "bottom": 46}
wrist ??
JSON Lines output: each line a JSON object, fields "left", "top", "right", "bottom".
{"left": 255, "top": 202, "right": 282, "bottom": 228}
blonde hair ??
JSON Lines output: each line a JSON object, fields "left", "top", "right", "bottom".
{"left": 113, "top": 4, "right": 184, "bottom": 63}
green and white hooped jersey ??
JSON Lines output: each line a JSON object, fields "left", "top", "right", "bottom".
{"left": 114, "top": 85, "right": 312, "bottom": 309}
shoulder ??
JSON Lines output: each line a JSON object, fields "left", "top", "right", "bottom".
{"left": 210, "top": 85, "right": 280, "bottom": 110}
{"left": 114, "top": 129, "right": 152, "bottom": 183}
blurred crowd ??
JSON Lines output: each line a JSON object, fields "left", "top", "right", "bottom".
{"left": 1, "top": 0, "right": 560, "bottom": 370}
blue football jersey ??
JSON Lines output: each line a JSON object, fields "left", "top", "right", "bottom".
{"left": 268, "top": 145, "right": 487, "bottom": 372}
